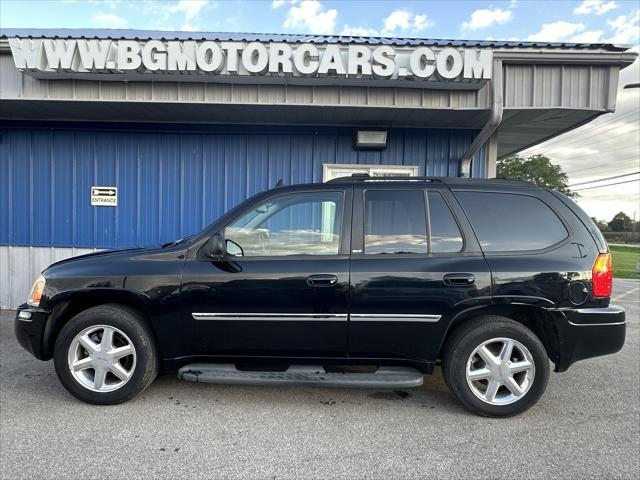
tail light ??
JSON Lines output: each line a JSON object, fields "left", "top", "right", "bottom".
{"left": 592, "top": 253, "right": 612, "bottom": 298}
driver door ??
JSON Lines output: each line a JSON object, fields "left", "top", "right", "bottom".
{"left": 180, "top": 187, "right": 352, "bottom": 358}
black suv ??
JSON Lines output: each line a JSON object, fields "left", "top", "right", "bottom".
{"left": 15, "top": 176, "right": 625, "bottom": 417}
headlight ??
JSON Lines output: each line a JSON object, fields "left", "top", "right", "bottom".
{"left": 27, "top": 274, "right": 46, "bottom": 307}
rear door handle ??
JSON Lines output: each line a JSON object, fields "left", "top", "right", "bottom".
{"left": 307, "top": 274, "right": 339, "bottom": 287}
{"left": 443, "top": 273, "right": 475, "bottom": 286}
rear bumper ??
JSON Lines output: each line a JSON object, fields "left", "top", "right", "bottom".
{"left": 551, "top": 306, "right": 626, "bottom": 372}
{"left": 14, "top": 304, "right": 50, "bottom": 360}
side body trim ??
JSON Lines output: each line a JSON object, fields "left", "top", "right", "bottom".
{"left": 567, "top": 320, "right": 626, "bottom": 327}
{"left": 192, "top": 313, "right": 442, "bottom": 322}
{"left": 192, "top": 313, "right": 348, "bottom": 321}
{"left": 350, "top": 314, "right": 442, "bottom": 322}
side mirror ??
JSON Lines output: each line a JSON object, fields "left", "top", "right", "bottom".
{"left": 204, "top": 233, "right": 226, "bottom": 258}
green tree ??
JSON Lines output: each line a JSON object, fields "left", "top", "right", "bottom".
{"left": 591, "top": 217, "right": 609, "bottom": 232}
{"left": 608, "top": 211, "right": 633, "bottom": 232}
{"left": 497, "top": 154, "right": 576, "bottom": 197}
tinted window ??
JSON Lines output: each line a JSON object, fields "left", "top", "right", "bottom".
{"left": 456, "top": 192, "right": 568, "bottom": 252}
{"left": 225, "top": 191, "right": 343, "bottom": 256}
{"left": 364, "top": 190, "right": 428, "bottom": 254}
{"left": 428, "top": 192, "right": 463, "bottom": 253}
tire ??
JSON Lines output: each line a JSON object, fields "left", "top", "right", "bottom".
{"left": 53, "top": 304, "right": 159, "bottom": 405}
{"left": 441, "top": 315, "right": 549, "bottom": 417}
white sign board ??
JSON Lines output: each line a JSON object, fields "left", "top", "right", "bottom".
{"left": 9, "top": 38, "right": 493, "bottom": 84}
{"left": 91, "top": 186, "right": 117, "bottom": 207}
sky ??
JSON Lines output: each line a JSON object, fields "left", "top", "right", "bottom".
{"left": 0, "top": 0, "right": 638, "bottom": 221}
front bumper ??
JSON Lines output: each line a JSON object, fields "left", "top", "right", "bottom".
{"left": 552, "top": 305, "right": 626, "bottom": 372}
{"left": 14, "top": 304, "right": 50, "bottom": 360}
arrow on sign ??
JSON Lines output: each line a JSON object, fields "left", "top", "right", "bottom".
{"left": 93, "top": 188, "right": 116, "bottom": 196}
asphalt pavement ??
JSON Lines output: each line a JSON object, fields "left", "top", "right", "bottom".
{"left": 1, "top": 279, "right": 638, "bottom": 479}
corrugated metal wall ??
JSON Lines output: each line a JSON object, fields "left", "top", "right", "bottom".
{"left": 0, "top": 245, "right": 97, "bottom": 309}
{"left": 0, "top": 123, "right": 483, "bottom": 249}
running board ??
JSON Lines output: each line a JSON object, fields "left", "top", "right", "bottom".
{"left": 178, "top": 364, "right": 424, "bottom": 389}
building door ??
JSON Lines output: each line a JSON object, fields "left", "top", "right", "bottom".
{"left": 180, "top": 187, "right": 352, "bottom": 358}
{"left": 347, "top": 183, "right": 492, "bottom": 363}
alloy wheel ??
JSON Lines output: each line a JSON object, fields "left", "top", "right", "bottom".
{"left": 465, "top": 337, "right": 535, "bottom": 405}
{"left": 67, "top": 325, "right": 137, "bottom": 392}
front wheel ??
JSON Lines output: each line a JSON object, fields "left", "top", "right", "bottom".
{"left": 442, "top": 315, "right": 550, "bottom": 417}
{"left": 53, "top": 304, "right": 159, "bottom": 405}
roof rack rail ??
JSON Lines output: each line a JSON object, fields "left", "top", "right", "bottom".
{"left": 326, "top": 173, "right": 538, "bottom": 187}
{"left": 327, "top": 174, "right": 445, "bottom": 183}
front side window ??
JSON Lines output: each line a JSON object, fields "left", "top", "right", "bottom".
{"left": 364, "top": 190, "right": 428, "bottom": 254}
{"left": 456, "top": 192, "right": 568, "bottom": 252}
{"left": 224, "top": 191, "right": 343, "bottom": 257}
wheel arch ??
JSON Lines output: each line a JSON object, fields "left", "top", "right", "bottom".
{"left": 42, "top": 290, "right": 157, "bottom": 360}
{"left": 439, "top": 304, "right": 561, "bottom": 367}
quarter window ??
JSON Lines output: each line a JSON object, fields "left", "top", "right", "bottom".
{"left": 456, "top": 192, "right": 568, "bottom": 252}
{"left": 364, "top": 190, "right": 428, "bottom": 254}
{"left": 224, "top": 191, "right": 343, "bottom": 256}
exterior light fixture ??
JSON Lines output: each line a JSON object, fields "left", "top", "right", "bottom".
{"left": 355, "top": 130, "right": 388, "bottom": 149}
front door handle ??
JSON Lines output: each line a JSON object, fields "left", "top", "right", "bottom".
{"left": 307, "top": 274, "right": 339, "bottom": 287}
{"left": 443, "top": 273, "right": 475, "bottom": 286}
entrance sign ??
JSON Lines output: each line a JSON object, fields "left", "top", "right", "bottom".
{"left": 91, "top": 186, "right": 117, "bottom": 207}
{"left": 9, "top": 38, "right": 493, "bottom": 83}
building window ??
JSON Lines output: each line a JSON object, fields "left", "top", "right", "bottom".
{"left": 323, "top": 164, "right": 419, "bottom": 181}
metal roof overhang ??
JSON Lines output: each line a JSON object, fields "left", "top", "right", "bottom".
{"left": 0, "top": 99, "right": 607, "bottom": 158}
{"left": 0, "top": 29, "right": 636, "bottom": 158}
{"left": 0, "top": 99, "right": 491, "bottom": 129}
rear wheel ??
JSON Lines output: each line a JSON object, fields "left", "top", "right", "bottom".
{"left": 442, "top": 315, "right": 549, "bottom": 417}
{"left": 53, "top": 304, "right": 158, "bottom": 405}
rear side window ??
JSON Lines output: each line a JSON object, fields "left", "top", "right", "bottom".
{"left": 428, "top": 192, "right": 463, "bottom": 253}
{"left": 456, "top": 192, "right": 568, "bottom": 252}
{"left": 364, "top": 190, "right": 428, "bottom": 254}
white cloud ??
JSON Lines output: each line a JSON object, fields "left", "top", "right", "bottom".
{"left": 461, "top": 8, "right": 514, "bottom": 30}
{"left": 181, "top": 23, "right": 197, "bottom": 31}
{"left": 413, "top": 14, "right": 429, "bottom": 31}
{"left": 283, "top": 0, "right": 337, "bottom": 35}
{"left": 574, "top": 0, "right": 618, "bottom": 15}
{"left": 571, "top": 30, "right": 604, "bottom": 42}
{"left": 528, "top": 21, "right": 585, "bottom": 41}
{"left": 91, "top": 12, "right": 128, "bottom": 28}
{"left": 382, "top": 9, "right": 432, "bottom": 35}
{"left": 272, "top": 0, "right": 298, "bottom": 8}
{"left": 167, "top": 0, "right": 208, "bottom": 22}
{"left": 606, "top": 10, "right": 640, "bottom": 44}
{"left": 340, "top": 9, "right": 431, "bottom": 37}
{"left": 341, "top": 25, "right": 379, "bottom": 37}
{"left": 383, "top": 10, "right": 411, "bottom": 33}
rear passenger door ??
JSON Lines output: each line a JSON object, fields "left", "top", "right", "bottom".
{"left": 348, "top": 184, "right": 492, "bottom": 363}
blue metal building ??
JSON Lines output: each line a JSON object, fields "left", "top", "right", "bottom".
{"left": 0, "top": 123, "right": 483, "bottom": 249}
{"left": 0, "top": 29, "right": 635, "bottom": 307}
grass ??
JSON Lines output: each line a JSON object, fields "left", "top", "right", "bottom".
{"left": 610, "top": 245, "right": 640, "bottom": 280}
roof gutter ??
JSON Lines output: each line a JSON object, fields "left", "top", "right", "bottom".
{"left": 460, "top": 58, "right": 503, "bottom": 178}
